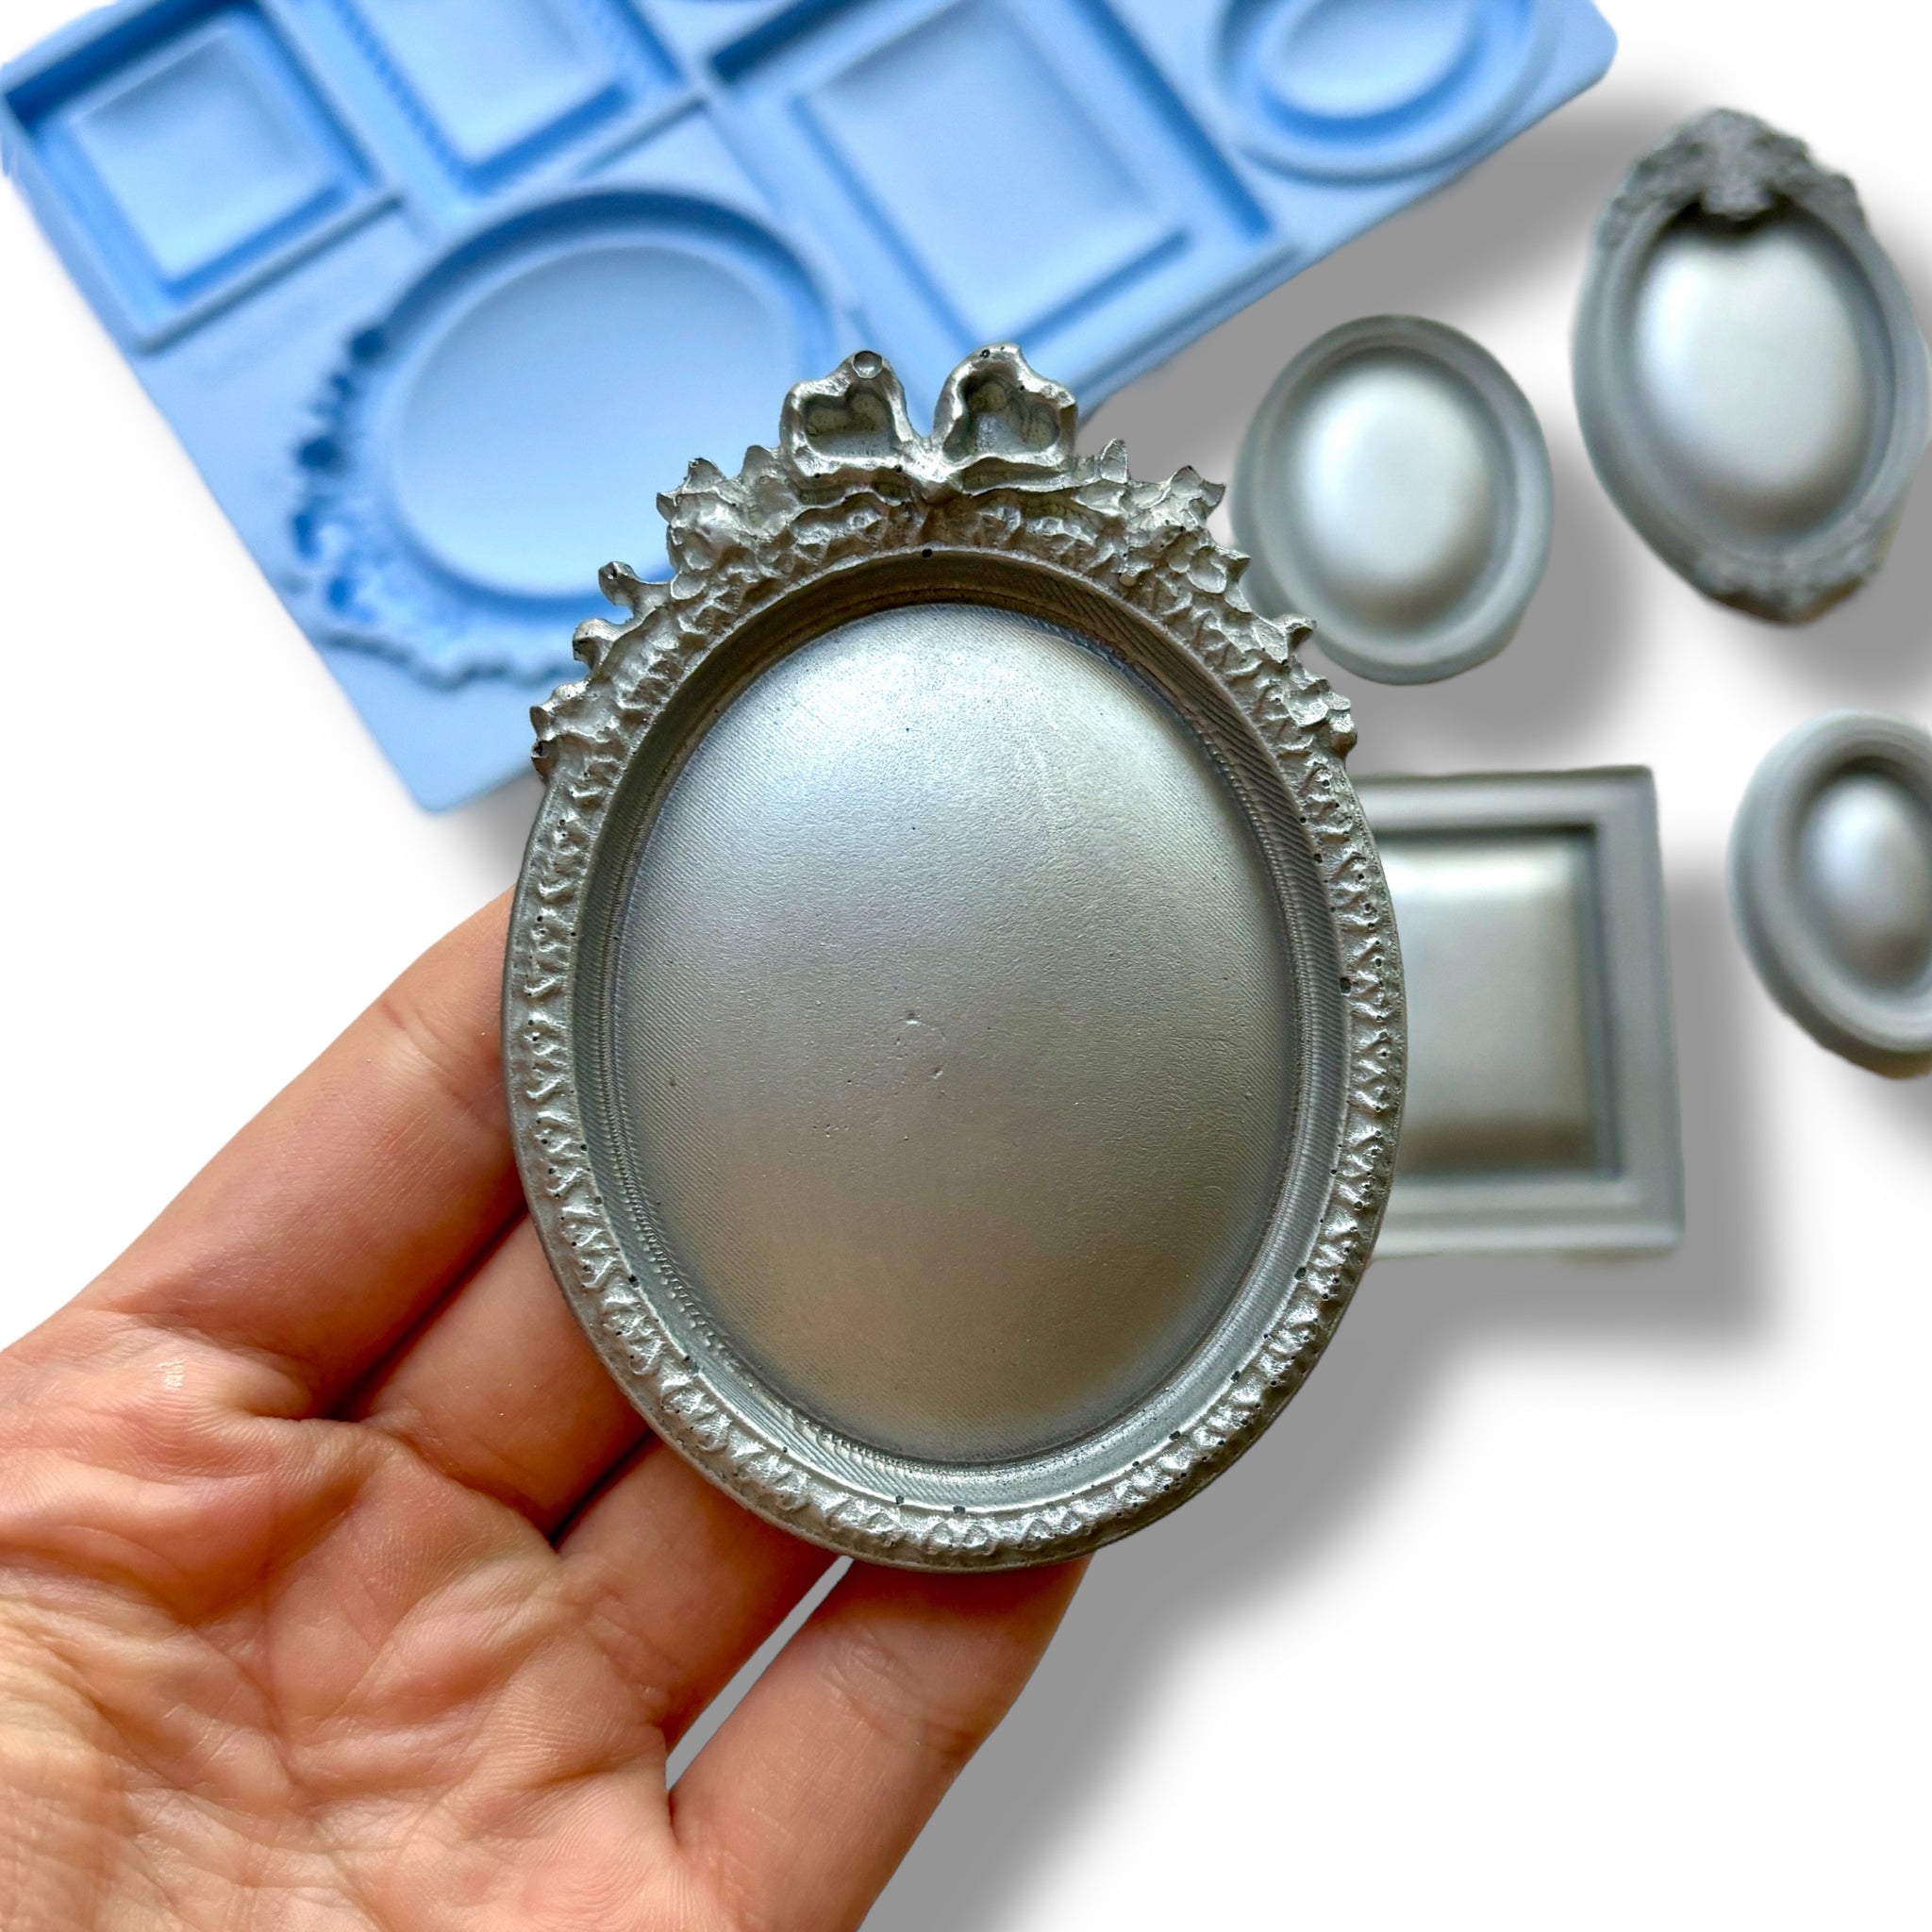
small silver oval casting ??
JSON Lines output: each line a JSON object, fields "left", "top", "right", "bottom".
{"left": 1730, "top": 710, "right": 1932, "bottom": 1076}
{"left": 503, "top": 346, "right": 1406, "bottom": 1570}
{"left": 1234, "top": 315, "right": 1552, "bottom": 686}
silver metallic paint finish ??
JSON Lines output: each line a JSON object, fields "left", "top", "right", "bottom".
{"left": 612, "top": 604, "right": 1296, "bottom": 1463}
{"left": 1729, "top": 710, "right": 1932, "bottom": 1075}
{"left": 1234, "top": 315, "right": 1553, "bottom": 686}
{"left": 1361, "top": 769, "right": 1682, "bottom": 1257}
{"left": 1630, "top": 218, "right": 1873, "bottom": 539}
{"left": 1575, "top": 109, "right": 1928, "bottom": 622}
{"left": 503, "top": 345, "right": 1405, "bottom": 1570}
{"left": 1381, "top": 831, "right": 1600, "bottom": 1175}
{"left": 1797, "top": 774, "right": 1932, "bottom": 991}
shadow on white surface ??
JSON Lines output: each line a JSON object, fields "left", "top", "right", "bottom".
{"left": 1863, "top": 1051, "right": 1932, "bottom": 1143}
{"left": 871, "top": 870, "right": 1765, "bottom": 1932}
{"left": 456, "top": 773, "right": 544, "bottom": 882}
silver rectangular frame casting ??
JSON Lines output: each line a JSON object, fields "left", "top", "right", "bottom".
{"left": 1360, "top": 767, "right": 1683, "bottom": 1258}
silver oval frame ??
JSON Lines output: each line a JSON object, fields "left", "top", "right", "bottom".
{"left": 505, "top": 346, "right": 1405, "bottom": 1570}
{"left": 1574, "top": 108, "right": 1928, "bottom": 624}
{"left": 1730, "top": 709, "right": 1932, "bottom": 1077}
{"left": 1232, "top": 315, "right": 1553, "bottom": 686}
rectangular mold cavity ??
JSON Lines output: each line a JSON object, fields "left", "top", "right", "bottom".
{"left": 8, "top": 2, "right": 375, "bottom": 338}
{"left": 795, "top": 1, "right": 1182, "bottom": 342}
{"left": 328, "top": 0, "right": 675, "bottom": 189}
{"left": 708, "top": 0, "right": 1269, "bottom": 403}
{"left": 1360, "top": 769, "right": 1683, "bottom": 1258}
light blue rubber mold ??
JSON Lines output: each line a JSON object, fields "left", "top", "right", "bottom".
{"left": 4, "top": 0, "right": 1615, "bottom": 808}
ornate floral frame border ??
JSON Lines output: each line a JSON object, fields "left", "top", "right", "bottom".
{"left": 503, "top": 345, "right": 1405, "bottom": 1569}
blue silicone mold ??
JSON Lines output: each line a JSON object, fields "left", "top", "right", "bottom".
{"left": 4, "top": 0, "right": 1615, "bottom": 808}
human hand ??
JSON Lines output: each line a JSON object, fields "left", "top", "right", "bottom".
{"left": 0, "top": 899, "right": 1081, "bottom": 1930}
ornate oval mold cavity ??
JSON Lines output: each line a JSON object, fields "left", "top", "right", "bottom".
{"left": 294, "top": 192, "right": 836, "bottom": 682}
{"left": 505, "top": 346, "right": 1406, "bottom": 1569}
{"left": 1730, "top": 711, "right": 1932, "bottom": 1077}
{"left": 1574, "top": 109, "right": 1928, "bottom": 623}
{"left": 1219, "top": 0, "right": 1555, "bottom": 180}
{"left": 1233, "top": 316, "right": 1552, "bottom": 685}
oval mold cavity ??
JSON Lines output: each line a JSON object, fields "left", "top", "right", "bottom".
{"left": 292, "top": 193, "right": 836, "bottom": 689}
{"left": 1234, "top": 315, "right": 1551, "bottom": 684}
{"left": 1796, "top": 769, "right": 1932, "bottom": 991}
{"left": 1629, "top": 213, "right": 1876, "bottom": 540}
{"left": 391, "top": 240, "right": 805, "bottom": 601}
{"left": 1266, "top": 0, "right": 1480, "bottom": 124}
{"left": 1219, "top": 0, "right": 1550, "bottom": 179}
{"left": 608, "top": 603, "right": 1298, "bottom": 1464}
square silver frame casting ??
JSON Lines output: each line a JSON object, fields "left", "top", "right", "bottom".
{"left": 1359, "top": 768, "right": 1683, "bottom": 1258}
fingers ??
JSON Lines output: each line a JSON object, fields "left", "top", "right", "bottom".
{"left": 77, "top": 896, "right": 522, "bottom": 1414}
{"left": 674, "top": 1558, "right": 1084, "bottom": 1932}
{"left": 558, "top": 1437, "right": 834, "bottom": 1750}
{"left": 352, "top": 1218, "right": 645, "bottom": 1531}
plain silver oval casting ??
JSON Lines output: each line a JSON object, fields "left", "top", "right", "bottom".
{"left": 1796, "top": 773, "right": 1932, "bottom": 991}
{"left": 1233, "top": 316, "right": 1552, "bottom": 685}
{"left": 504, "top": 346, "right": 1406, "bottom": 1570}
{"left": 1575, "top": 109, "right": 1928, "bottom": 622}
{"left": 1730, "top": 711, "right": 1932, "bottom": 1076}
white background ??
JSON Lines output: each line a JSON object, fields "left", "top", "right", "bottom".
{"left": 3, "top": 1, "right": 1929, "bottom": 1924}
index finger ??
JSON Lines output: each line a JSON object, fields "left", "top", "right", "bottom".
{"left": 66, "top": 894, "right": 522, "bottom": 1412}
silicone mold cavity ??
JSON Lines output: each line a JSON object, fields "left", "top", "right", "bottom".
{"left": 3, "top": 0, "right": 1614, "bottom": 805}
{"left": 325, "top": 0, "right": 675, "bottom": 190}
{"left": 9, "top": 3, "right": 378, "bottom": 341}
{"left": 292, "top": 192, "right": 837, "bottom": 684}
{"left": 1220, "top": 0, "right": 1557, "bottom": 180}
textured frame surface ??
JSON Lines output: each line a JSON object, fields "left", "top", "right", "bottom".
{"left": 1362, "top": 768, "right": 1682, "bottom": 1257}
{"left": 504, "top": 345, "right": 1405, "bottom": 1569}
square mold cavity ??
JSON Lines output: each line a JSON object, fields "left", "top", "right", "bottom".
{"left": 1359, "top": 769, "right": 1684, "bottom": 1258}
{"left": 12, "top": 4, "right": 375, "bottom": 338}
{"left": 330, "top": 0, "right": 670, "bottom": 187}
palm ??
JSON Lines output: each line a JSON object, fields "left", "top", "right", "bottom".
{"left": 0, "top": 903, "right": 1077, "bottom": 1931}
